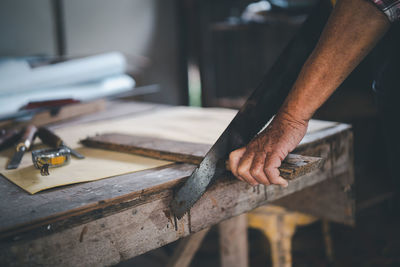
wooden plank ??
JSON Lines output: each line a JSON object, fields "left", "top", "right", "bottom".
{"left": 81, "top": 133, "right": 210, "bottom": 165}
{"left": 166, "top": 228, "right": 210, "bottom": 267}
{"left": 219, "top": 214, "right": 248, "bottom": 267}
{"left": 81, "top": 133, "right": 324, "bottom": 180}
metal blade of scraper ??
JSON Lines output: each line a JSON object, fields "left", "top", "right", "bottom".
{"left": 170, "top": 0, "right": 332, "bottom": 219}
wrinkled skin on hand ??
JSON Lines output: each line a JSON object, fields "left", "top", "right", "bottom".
{"left": 228, "top": 0, "right": 390, "bottom": 187}
{"left": 228, "top": 112, "right": 308, "bottom": 187}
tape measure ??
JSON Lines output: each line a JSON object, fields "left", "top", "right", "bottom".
{"left": 32, "top": 147, "right": 71, "bottom": 176}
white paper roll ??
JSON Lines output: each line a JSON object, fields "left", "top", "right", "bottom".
{"left": 0, "top": 52, "right": 126, "bottom": 96}
{"left": 0, "top": 74, "right": 135, "bottom": 115}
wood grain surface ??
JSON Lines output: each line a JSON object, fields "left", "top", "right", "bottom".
{"left": 0, "top": 101, "right": 354, "bottom": 267}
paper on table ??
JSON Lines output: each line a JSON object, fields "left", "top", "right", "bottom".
{"left": 1, "top": 148, "right": 172, "bottom": 194}
{"left": 0, "top": 106, "right": 336, "bottom": 194}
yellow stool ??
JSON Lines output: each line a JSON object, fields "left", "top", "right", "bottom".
{"left": 248, "top": 205, "right": 333, "bottom": 267}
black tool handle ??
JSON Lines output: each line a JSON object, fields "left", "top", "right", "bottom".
{"left": 37, "top": 127, "right": 85, "bottom": 159}
{"left": 37, "top": 127, "right": 63, "bottom": 147}
{"left": 17, "top": 125, "right": 37, "bottom": 151}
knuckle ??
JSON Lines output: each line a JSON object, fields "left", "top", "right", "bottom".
{"left": 229, "top": 150, "right": 239, "bottom": 160}
{"left": 265, "top": 152, "right": 276, "bottom": 161}
{"left": 250, "top": 167, "right": 263, "bottom": 178}
{"left": 264, "top": 170, "right": 279, "bottom": 184}
{"left": 264, "top": 165, "right": 274, "bottom": 176}
{"left": 238, "top": 171, "right": 250, "bottom": 179}
{"left": 264, "top": 159, "right": 279, "bottom": 171}
{"left": 237, "top": 168, "right": 249, "bottom": 178}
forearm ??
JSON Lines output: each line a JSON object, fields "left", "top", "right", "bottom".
{"left": 280, "top": 0, "right": 390, "bottom": 122}
{"left": 229, "top": 0, "right": 392, "bottom": 186}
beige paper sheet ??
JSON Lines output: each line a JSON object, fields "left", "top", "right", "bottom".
{"left": 0, "top": 106, "right": 335, "bottom": 194}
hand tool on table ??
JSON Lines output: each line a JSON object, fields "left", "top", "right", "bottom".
{"left": 37, "top": 127, "right": 84, "bottom": 159}
{"left": 6, "top": 125, "right": 37, "bottom": 169}
{"left": 170, "top": 0, "right": 332, "bottom": 218}
{"left": 32, "top": 147, "right": 71, "bottom": 176}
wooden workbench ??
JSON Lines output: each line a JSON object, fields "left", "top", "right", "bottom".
{"left": 0, "top": 101, "right": 354, "bottom": 266}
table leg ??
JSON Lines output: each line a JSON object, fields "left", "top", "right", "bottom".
{"left": 262, "top": 214, "right": 296, "bottom": 267}
{"left": 166, "top": 227, "right": 210, "bottom": 267}
{"left": 322, "top": 220, "right": 334, "bottom": 264}
{"left": 219, "top": 214, "right": 249, "bottom": 267}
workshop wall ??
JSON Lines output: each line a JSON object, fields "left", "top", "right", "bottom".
{"left": 189, "top": 0, "right": 307, "bottom": 108}
{"left": 0, "top": 0, "right": 56, "bottom": 56}
{"left": 0, "top": 0, "right": 187, "bottom": 105}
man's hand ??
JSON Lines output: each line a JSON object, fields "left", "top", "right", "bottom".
{"left": 229, "top": 112, "right": 308, "bottom": 186}
{"left": 229, "top": 0, "right": 389, "bottom": 187}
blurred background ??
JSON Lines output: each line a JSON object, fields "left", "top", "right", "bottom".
{"left": 1, "top": 0, "right": 398, "bottom": 266}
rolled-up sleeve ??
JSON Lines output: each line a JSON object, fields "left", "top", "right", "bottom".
{"left": 370, "top": 0, "right": 400, "bottom": 22}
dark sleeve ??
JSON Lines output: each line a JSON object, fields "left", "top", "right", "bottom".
{"left": 369, "top": 0, "right": 400, "bottom": 22}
